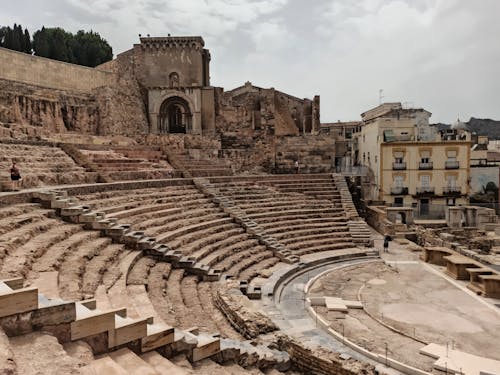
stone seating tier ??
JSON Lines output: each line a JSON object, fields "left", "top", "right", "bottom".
{"left": 205, "top": 178, "right": 357, "bottom": 257}
{"left": 79, "top": 147, "right": 175, "bottom": 182}
{"left": 0, "top": 142, "right": 98, "bottom": 189}
{"left": 168, "top": 151, "right": 233, "bottom": 177}
{"left": 0, "top": 277, "right": 223, "bottom": 370}
{"left": 73, "top": 185, "right": 279, "bottom": 281}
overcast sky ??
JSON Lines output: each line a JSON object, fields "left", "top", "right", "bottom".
{"left": 2, "top": 0, "right": 499, "bottom": 123}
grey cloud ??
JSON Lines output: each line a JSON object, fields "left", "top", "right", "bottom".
{"left": 1, "top": 0, "right": 500, "bottom": 123}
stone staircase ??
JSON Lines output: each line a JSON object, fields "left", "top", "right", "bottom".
{"left": 331, "top": 173, "right": 360, "bottom": 220}
{"left": 82, "top": 348, "right": 190, "bottom": 374}
{"left": 347, "top": 221, "right": 373, "bottom": 247}
{"left": 330, "top": 174, "right": 373, "bottom": 246}
{"left": 194, "top": 178, "right": 300, "bottom": 268}
{"left": 167, "top": 151, "right": 233, "bottom": 178}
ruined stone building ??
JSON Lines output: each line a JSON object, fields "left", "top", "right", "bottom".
{"left": 0, "top": 36, "right": 333, "bottom": 174}
{"left": 100, "top": 36, "right": 216, "bottom": 135}
{"left": 216, "top": 81, "right": 320, "bottom": 136}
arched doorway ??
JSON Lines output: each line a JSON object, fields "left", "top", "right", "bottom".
{"left": 158, "top": 96, "right": 192, "bottom": 134}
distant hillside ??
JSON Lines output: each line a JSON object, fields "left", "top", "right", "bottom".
{"left": 431, "top": 118, "right": 500, "bottom": 139}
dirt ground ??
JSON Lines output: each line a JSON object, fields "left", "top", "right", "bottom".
{"left": 308, "top": 244, "right": 500, "bottom": 371}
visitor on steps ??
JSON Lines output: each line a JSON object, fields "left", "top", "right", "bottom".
{"left": 295, "top": 160, "right": 300, "bottom": 174}
{"left": 10, "top": 161, "right": 21, "bottom": 191}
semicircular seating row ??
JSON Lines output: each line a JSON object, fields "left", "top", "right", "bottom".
{"left": 0, "top": 201, "right": 287, "bottom": 374}
{"left": 0, "top": 174, "right": 360, "bottom": 324}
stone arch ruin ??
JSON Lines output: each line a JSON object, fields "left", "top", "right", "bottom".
{"left": 158, "top": 95, "right": 192, "bottom": 134}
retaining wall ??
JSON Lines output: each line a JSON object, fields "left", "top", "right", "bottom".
{"left": 0, "top": 47, "right": 116, "bottom": 92}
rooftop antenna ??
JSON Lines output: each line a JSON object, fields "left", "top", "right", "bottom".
{"left": 379, "top": 89, "right": 384, "bottom": 105}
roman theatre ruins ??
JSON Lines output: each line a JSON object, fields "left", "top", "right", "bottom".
{"left": 0, "top": 36, "right": 498, "bottom": 375}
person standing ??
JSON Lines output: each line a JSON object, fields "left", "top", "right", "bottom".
{"left": 294, "top": 160, "right": 300, "bottom": 174}
{"left": 10, "top": 161, "right": 21, "bottom": 191}
{"left": 383, "top": 234, "right": 391, "bottom": 253}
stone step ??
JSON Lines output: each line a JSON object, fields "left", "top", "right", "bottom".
{"left": 108, "top": 347, "right": 158, "bottom": 375}
{"left": 81, "top": 356, "right": 129, "bottom": 375}
{"left": 141, "top": 351, "right": 190, "bottom": 374}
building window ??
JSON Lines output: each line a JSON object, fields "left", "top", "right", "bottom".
{"left": 419, "top": 150, "right": 433, "bottom": 169}
{"left": 394, "top": 175, "right": 404, "bottom": 187}
{"left": 418, "top": 175, "right": 433, "bottom": 194}
{"left": 393, "top": 151, "right": 406, "bottom": 170}
{"left": 446, "top": 150, "right": 459, "bottom": 169}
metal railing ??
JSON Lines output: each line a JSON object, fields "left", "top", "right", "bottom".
{"left": 419, "top": 162, "right": 433, "bottom": 170}
{"left": 445, "top": 160, "right": 460, "bottom": 169}
{"left": 443, "top": 186, "right": 462, "bottom": 194}
{"left": 390, "top": 186, "right": 408, "bottom": 195}
{"left": 337, "top": 165, "right": 369, "bottom": 176}
{"left": 392, "top": 162, "right": 407, "bottom": 170}
{"left": 416, "top": 186, "right": 435, "bottom": 194}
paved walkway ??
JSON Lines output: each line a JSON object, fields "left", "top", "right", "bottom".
{"left": 259, "top": 257, "right": 402, "bottom": 375}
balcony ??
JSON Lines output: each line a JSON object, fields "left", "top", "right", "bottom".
{"left": 445, "top": 160, "right": 460, "bottom": 169}
{"left": 419, "top": 162, "right": 433, "bottom": 170}
{"left": 415, "top": 186, "right": 435, "bottom": 196}
{"left": 392, "top": 162, "right": 407, "bottom": 170}
{"left": 391, "top": 186, "right": 409, "bottom": 195}
{"left": 443, "top": 186, "right": 462, "bottom": 196}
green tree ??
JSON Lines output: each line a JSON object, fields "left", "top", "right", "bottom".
{"left": 10, "top": 24, "right": 22, "bottom": 52}
{"left": 0, "top": 24, "right": 32, "bottom": 54}
{"left": 33, "top": 27, "right": 50, "bottom": 57}
{"left": 23, "top": 28, "right": 31, "bottom": 53}
{"left": 0, "top": 26, "right": 7, "bottom": 46}
{"left": 73, "top": 30, "right": 112, "bottom": 67}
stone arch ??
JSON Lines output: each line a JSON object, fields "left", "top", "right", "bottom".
{"left": 158, "top": 96, "right": 192, "bottom": 134}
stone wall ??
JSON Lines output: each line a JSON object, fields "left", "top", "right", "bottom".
{"left": 132, "top": 37, "right": 209, "bottom": 88}
{"left": 0, "top": 47, "right": 148, "bottom": 137}
{"left": 0, "top": 78, "right": 101, "bottom": 135}
{"left": 278, "top": 338, "right": 377, "bottom": 375}
{"left": 0, "top": 47, "right": 116, "bottom": 92}
{"left": 219, "top": 133, "right": 335, "bottom": 174}
{"left": 214, "top": 283, "right": 278, "bottom": 339}
{"left": 274, "top": 135, "right": 335, "bottom": 173}
{"left": 94, "top": 49, "right": 149, "bottom": 135}
{"left": 216, "top": 83, "right": 320, "bottom": 137}
{"left": 365, "top": 206, "right": 393, "bottom": 235}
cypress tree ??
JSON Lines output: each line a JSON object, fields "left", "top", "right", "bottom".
{"left": 4, "top": 27, "right": 13, "bottom": 50}
{"left": 23, "top": 28, "right": 31, "bottom": 54}
{"left": 33, "top": 27, "right": 50, "bottom": 57}
{"left": 11, "top": 24, "right": 22, "bottom": 51}
{"left": 0, "top": 26, "right": 7, "bottom": 47}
